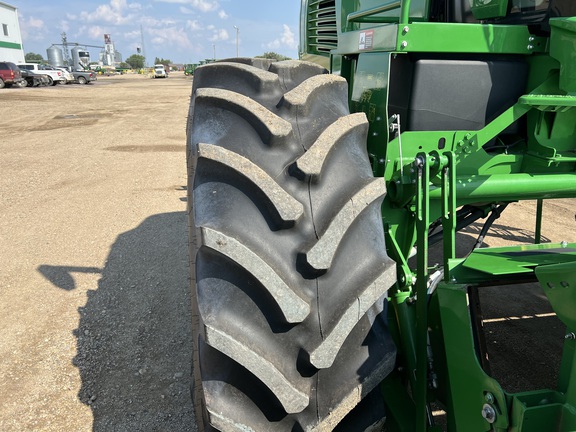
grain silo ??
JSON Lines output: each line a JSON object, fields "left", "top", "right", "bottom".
{"left": 47, "top": 45, "right": 65, "bottom": 67}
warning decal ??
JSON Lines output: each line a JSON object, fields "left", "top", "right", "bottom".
{"left": 359, "top": 30, "right": 374, "bottom": 51}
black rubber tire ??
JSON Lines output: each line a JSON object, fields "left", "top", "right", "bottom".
{"left": 187, "top": 59, "right": 397, "bottom": 432}
{"left": 46, "top": 76, "right": 54, "bottom": 86}
{"left": 17, "top": 80, "right": 27, "bottom": 88}
{"left": 0, "top": 78, "right": 4, "bottom": 89}
{"left": 78, "top": 76, "right": 87, "bottom": 85}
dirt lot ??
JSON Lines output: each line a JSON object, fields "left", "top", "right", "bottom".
{"left": 0, "top": 71, "right": 574, "bottom": 431}
{"left": 0, "top": 73, "right": 195, "bottom": 431}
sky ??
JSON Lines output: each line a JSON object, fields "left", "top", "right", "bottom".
{"left": 9, "top": 0, "right": 302, "bottom": 65}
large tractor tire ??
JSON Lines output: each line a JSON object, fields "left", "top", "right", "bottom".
{"left": 187, "top": 59, "right": 397, "bottom": 431}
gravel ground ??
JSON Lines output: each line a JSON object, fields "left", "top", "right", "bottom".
{"left": 0, "top": 70, "right": 575, "bottom": 431}
{"left": 0, "top": 73, "right": 196, "bottom": 431}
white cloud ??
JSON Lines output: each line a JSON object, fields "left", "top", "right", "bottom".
{"left": 191, "top": 0, "right": 219, "bottom": 12}
{"left": 60, "top": 20, "right": 70, "bottom": 32}
{"left": 18, "top": 15, "right": 48, "bottom": 43}
{"left": 266, "top": 24, "right": 297, "bottom": 50}
{"left": 209, "top": 28, "right": 229, "bottom": 42}
{"left": 75, "top": 25, "right": 109, "bottom": 40}
{"left": 124, "top": 30, "right": 141, "bottom": 39}
{"left": 17, "top": 0, "right": 300, "bottom": 65}
{"left": 148, "top": 26, "right": 202, "bottom": 54}
{"left": 78, "top": 0, "right": 138, "bottom": 25}
{"left": 155, "top": 0, "right": 219, "bottom": 12}
{"left": 26, "top": 17, "right": 45, "bottom": 30}
{"left": 186, "top": 20, "right": 203, "bottom": 31}
{"left": 140, "top": 16, "right": 162, "bottom": 27}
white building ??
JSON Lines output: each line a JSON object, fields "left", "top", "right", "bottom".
{"left": 0, "top": 2, "right": 24, "bottom": 63}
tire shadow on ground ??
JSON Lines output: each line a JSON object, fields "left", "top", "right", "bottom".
{"left": 38, "top": 211, "right": 196, "bottom": 431}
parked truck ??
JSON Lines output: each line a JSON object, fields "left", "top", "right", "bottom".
{"left": 153, "top": 64, "right": 168, "bottom": 78}
{"left": 17, "top": 63, "right": 67, "bottom": 86}
{"left": 69, "top": 69, "right": 97, "bottom": 84}
{"left": 17, "top": 68, "right": 49, "bottom": 87}
{"left": 187, "top": 1, "right": 576, "bottom": 431}
{"left": 75, "top": 71, "right": 96, "bottom": 84}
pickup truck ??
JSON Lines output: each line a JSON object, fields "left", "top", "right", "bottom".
{"left": 45, "top": 66, "right": 74, "bottom": 83}
{"left": 70, "top": 70, "right": 97, "bottom": 84}
{"left": 17, "top": 63, "right": 67, "bottom": 86}
{"left": 18, "top": 68, "right": 50, "bottom": 87}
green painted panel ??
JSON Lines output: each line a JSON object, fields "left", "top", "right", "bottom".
{"left": 463, "top": 243, "right": 576, "bottom": 276}
{"left": 436, "top": 283, "right": 509, "bottom": 430}
{"left": 0, "top": 41, "right": 22, "bottom": 50}
{"left": 536, "top": 261, "right": 576, "bottom": 330}
{"left": 550, "top": 18, "right": 576, "bottom": 93}
{"left": 470, "top": 0, "right": 508, "bottom": 20}
{"left": 396, "top": 22, "right": 547, "bottom": 54}
{"left": 333, "top": 24, "right": 398, "bottom": 54}
{"left": 510, "top": 392, "right": 576, "bottom": 432}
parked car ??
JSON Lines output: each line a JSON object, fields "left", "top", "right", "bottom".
{"left": 17, "top": 63, "right": 66, "bottom": 85}
{"left": 18, "top": 68, "right": 49, "bottom": 87}
{"left": 153, "top": 64, "right": 167, "bottom": 78}
{"left": 0, "top": 61, "right": 24, "bottom": 88}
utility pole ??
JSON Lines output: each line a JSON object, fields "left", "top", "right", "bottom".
{"left": 233, "top": 26, "right": 239, "bottom": 57}
{"left": 140, "top": 24, "right": 147, "bottom": 67}
{"left": 213, "top": 44, "right": 216, "bottom": 61}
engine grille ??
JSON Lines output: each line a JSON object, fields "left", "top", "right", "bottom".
{"left": 307, "top": 0, "right": 338, "bottom": 54}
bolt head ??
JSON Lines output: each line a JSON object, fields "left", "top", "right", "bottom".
{"left": 482, "top": 404, "right": 496, "bottom": 423}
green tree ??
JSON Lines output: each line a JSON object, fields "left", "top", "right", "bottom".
{"left": 125, "top": 54, "right": 145, "bottom": 69}
{"left": 119, "top": 62, "right": 131, "bottom": 69}
{"left": 256, "top": 52, "right": 291, "bottom": 61}
{"left": 25, "top": 52, "right": 44, "bottom": 62}
{"left": 154, "top": 57, "right": 171, "bottom": 65}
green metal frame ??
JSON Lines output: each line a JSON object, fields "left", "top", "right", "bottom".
{"left": 300, "top": 0, "right": 576, "bottom": 430}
